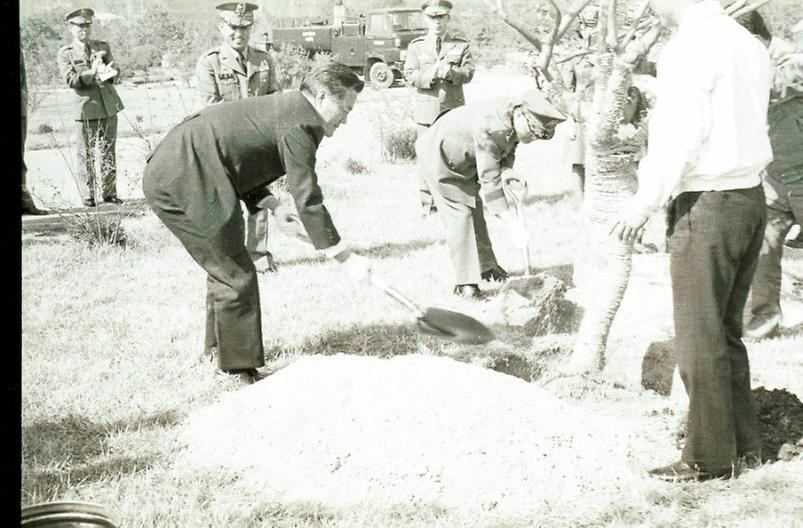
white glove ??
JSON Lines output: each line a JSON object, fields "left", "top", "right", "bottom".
{"left": 336, "top": 251, "right": 372, "bottom": 283}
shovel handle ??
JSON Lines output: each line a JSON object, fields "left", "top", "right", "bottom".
{"left": 369, "top": 274, "right": 426, "bottom": 318}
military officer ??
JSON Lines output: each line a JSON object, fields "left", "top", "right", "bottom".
{"left": 21, "top": 49, "right": 48, "bottom": 216}
{"left": 404, "top": 0, "right": 475, "bottom": 216}
{"left": 197, "top": 2, "right": 281, "bottom": 272}
{"left": 143, "top": 63, "right": 369, "bottom": 385}
{"left": 415, "top": 90, "right": 566, "bottom": 298}
{"left": 57, "top": 8, "right": 124, "bottom": 207}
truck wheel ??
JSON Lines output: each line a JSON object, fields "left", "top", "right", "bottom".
{"left": 368, "top": 62, "right": 394, "bottom": 90}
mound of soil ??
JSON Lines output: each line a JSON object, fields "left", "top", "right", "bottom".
{"left": 181, "top": 355, "right": 653, "bottom": 516}
{"left": 489, "top": 273, "right": 579, "bottom": 336}
{"left": 753, "top": 387, "right": 803, "bottom": 461}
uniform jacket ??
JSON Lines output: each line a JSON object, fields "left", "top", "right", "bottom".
{"left": 767, "top": 88, "right": 803, "bottom": 182}
{"left": 196, "top": 43, "right": 279, "bottom": 107}
{"left": 57, "top": 39, "right": 124, "bottom": 121}
{"left": 416, "top": 98, "right": 520, "bottom": 214}
{"left": 144, "top": 91, "right": 340, "bottom": 249}
{"left": 403, "top": 32, "right": 475, "bottom": 125}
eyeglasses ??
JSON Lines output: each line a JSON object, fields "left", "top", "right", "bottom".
{"left": 71, "top": 23, "right": 92, "bottom": 28}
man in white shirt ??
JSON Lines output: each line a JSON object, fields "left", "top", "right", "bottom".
{"left": 610, "top": 0, "right": 772, "bottom": 482}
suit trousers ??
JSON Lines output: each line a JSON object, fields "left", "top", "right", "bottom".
{"left": 416, "top": 124, "right": 436, "bottom": 213}
{"left": 245, "top": 208, "right": 271, "bottom": 262}
{"left": 750, "top": 172, "right": 803, "bottom": 319}
{"left": 143, "top": 174, "right": 265, "bottom": 372}
{"left": 74, "top": 116, "right": 118, "bottom": 201}
{"left": 668, "top": 185, "right": 765, "bottom": 471}
{"left": 425, "top": 175, "right": 500, "bottom": 285}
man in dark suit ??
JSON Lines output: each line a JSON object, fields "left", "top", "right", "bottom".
{"left": 57, "top": 8, "right": 124, "bottom": 207}
{"left": 196, "top": 2, "right": 282, "bottom": 273}
{"left": 143, "top": 63, "right": 369, "bottom": 385}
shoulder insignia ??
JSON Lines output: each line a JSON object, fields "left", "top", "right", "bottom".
{"left": 409, "top": 36, "right": 426, "bottom": 44}
{"left": 202, "top": 48, "right": 221, "bottom": 57}
{"left": 449, "top": 35, "right": 468, "bottom": 42}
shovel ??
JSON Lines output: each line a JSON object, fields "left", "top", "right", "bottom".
{"left": 369, "top": 274, "right": 495, "bottom": 345}
{"left": 501, "top": 175, "right": 544, "bottom": 298}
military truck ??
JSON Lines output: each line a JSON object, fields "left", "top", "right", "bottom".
{"left": 272, "top": 8, "right": 427, "bottom": 89}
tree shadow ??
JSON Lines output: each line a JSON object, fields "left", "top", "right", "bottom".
{"left": 523, "top": 190, "right": 575, "bottom": 207}
{"left": 21, "top": 409, "right": 180, "bottom": 493}
{"left": 779, "top": 322, "right": 803, "bottom": 338}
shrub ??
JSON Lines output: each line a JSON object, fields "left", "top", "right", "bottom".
{"left": 65, "top": 212, "right": 128, "bottom": 248}
{"left": 370, "top": 100, "right": 418, "bottom": 163}
{"left": 37, "top": 123, "right": 54, "bottom": 134}
{"left": 344, "top": 157, "right": 369, "bottom": 175}
{"left": 274, "top": 45, "right": 333, "bottom": 90}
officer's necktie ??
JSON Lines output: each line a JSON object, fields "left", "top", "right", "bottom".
{"left": 236, "top": 53, "right": 245, "bottom": 72}
{"left": 435, "top": 37, "right": 442, "bottom": 55}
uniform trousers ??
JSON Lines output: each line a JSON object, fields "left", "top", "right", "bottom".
{"left": 667, "top": 185, "right": 765, "bottom": 471}
{"left": 750, "top": 171, "right": 803, "bottom": 320}
{"left": 416, "top": 123, "right": 436, "bottom": 213}
{"left": 143, "top": 172, "right": 265, "bottom": 372}
{"left": 424, "top": 173, "right": 500, "bottom": 285}
{"left": 75, "top": 116, "right": 118, "bottom": 201}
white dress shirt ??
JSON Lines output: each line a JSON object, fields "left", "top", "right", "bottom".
{"left": 630, "top": 0, "right": 773, "bottom": 217}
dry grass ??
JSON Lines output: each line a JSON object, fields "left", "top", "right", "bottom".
{"left": 21, "top": 77, "right": 803, "bottom": 527}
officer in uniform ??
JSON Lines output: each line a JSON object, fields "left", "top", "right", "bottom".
{"left": 415, "top": 90, "right": 566, "bottom": 298}
{"left": 404, "top": 0, "right": 475, "bottom": 216}
{"left": 197, "top": 2, "right": 281, "bottom": 272}
{"left": 57, "top": 8, "right": 124, "bottom": 207}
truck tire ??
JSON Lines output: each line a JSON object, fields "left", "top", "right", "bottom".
{"left": 368, "top": 62, "right": 394, "bottom": 90}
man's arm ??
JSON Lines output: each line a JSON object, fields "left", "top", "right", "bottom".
{"left": 474, "top": 127, "right": 514, "bottom": 216}
{"left": 101, "top": 42, "right": 120, "bottom": 83}
{"left": 196, "top": 54, "right": 221, "bottom": 107}
{"left": 403, "top": 42, "right": 437, "bottom": 89}
{"left": 278, "top": 125, "right": 341, "bottom": 250}
{"left": 58, "top": 47, "right": 96, "bottom": 89}
{"left": 444, "top": 41, "right": 475, "bottom": 85}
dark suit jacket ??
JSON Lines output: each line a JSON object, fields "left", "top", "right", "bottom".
{"left": 57, "top": 39, "right": 124, "bottom": 121}
{"left": 144, "top": 91, "right": 340, "bottom": 249}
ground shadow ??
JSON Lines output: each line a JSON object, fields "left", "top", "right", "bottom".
{"left": 778, "top": 322, "right": 803, "bottom": 338}
{"left": 21, "top": 409, "right": 180, "bottom": 493}
{"left": 275, "top": 238, "right": 444, "bottom": 267}
{"left": 523, "top": 190, "right": 576, "bottom": 207}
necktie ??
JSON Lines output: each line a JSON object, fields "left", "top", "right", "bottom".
{"left": 236, "top": 52, "right": 245, "bottom": 72}
{"left": 435, "top": 37, "right": 442, "bottom": 55}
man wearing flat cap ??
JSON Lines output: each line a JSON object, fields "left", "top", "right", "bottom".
{"left": 57, "top": 7, "right": 124, "bottom": 207}
{"left": 197, "top": 2, "right": 281, "bottom": 273}
{"left": 415, "top": 90, "right": 566, "bottom": 298}
{"left": 404, "top": 0, "right": 475, "bottom": 216}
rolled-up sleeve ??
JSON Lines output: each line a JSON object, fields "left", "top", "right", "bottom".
{"left": 278, "top": 125, "right": 341, "bottom": 249}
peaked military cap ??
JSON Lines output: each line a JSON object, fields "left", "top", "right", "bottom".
{"left": 65, "top": 8, "right": 95, "bottom": 24}
{"left": 217, "top": 2, "right": 259, "bottom": 27}
{"left": 421, "top": 0, "right": 453, "bottom": 17}
{"left": 521, "top": 89, "right": 567, "bottom": 122}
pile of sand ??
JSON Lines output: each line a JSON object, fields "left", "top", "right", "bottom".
{"left": 180, "top": 355, "right": 658, "bottom": 516}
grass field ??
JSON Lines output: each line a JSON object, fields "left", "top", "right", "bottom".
{"left": 21, "top": 74, "right": 803, "bottom": 527}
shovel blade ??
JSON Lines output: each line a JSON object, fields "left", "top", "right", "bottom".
{"left": 417, "top": 307, "right": 495, "bottom": 345}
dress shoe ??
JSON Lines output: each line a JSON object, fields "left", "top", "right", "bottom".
{"left": 103, "top": 196, "right": 124, "bottom": 205}
{"left": 255, "top": 252, "right": 278, "bottom": 273}
{"left": 83, "top": 198, "right": 97, "bottom": 207}
{"left": 218, "top": 368, "right": 264, "bottom": 386}
{"left": 481, "top": 266, "right": 509, "bottom": 282}
{"left": 647, "top": 460, "right": 732, "bottom": 482}
{"left": 744, "top": 313, "right": 781, "bottom": 340}
{"left": 786, "top": 236, "right": 803, "bottom": 249}
{"left": 453, "top": 284, "right": 485, "bottom": 299}
{"left": 21, "top": 204, "right": 49, "bottom": 216}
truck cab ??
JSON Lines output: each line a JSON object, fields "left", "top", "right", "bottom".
{"left": 272, "top": 8, "right": 427, "bottom": 89}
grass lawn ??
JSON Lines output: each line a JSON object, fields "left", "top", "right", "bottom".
{"left": 21, "top": 78, "right": 803, "bottom": 527}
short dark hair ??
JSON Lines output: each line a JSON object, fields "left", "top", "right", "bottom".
{"left": 300, "top": 62, "right": 364, "bottom": 101}
{"left": 737, "top": 10, "right": 771, "bottom": 42}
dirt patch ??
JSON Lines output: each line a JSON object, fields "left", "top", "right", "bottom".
{"left": 488, "top": 273, "right": 579, "bottom": 336}
{"left": 753, "top": 387, "right": 803, "bottom": 461}
{"left": 180, "top": 354, "right": 651, "bottom": 517}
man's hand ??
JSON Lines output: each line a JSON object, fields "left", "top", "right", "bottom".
{"left": 609, "top": 207, "right": 649, "bottom": 246}
{"left": 334, "top": 249, "right": 372, "bottom": 283}
{"left": 273, "top": 203, "right": 311, "bottom": 244}
{"left": 435, "top": 60, "right": 452, "bottom": 81}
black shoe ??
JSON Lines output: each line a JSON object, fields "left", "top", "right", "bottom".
{"left": 22, "top": 204, "right": 49, "bottom": 216}
{"left": 453, "top": 284, "right": 485, "bottom": 299}
{"left": 103, "top": 196, "right": 124, "bottom": 205}
{"left": 647, "top": 461, "right": 732, "bottom": 482}
{"left": 219, "top": 368, "right": 264, "bottom": 386}
{"left": 82, "top": 198, "right": 96, "bottom": 207}
{"left": 481, "top": 266, "right": 509, "bottom": 282}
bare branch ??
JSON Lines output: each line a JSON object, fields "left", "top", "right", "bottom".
{"left": 606, "top": 0, "right": 619, "bottom": 49}
{"left": 730, "top": 0, "right": 773, "bottom": 18}
{"left": 615, "top": 0, "right": 651, "bottom": 51}
{"left": 724, "top": 0, "right": 749, "bottom": 15}
{"left": 555, "top": 0, "right": 596, "bottom": 40}
{"left": 596, "top": 0, "right": 609, "bottom": 53}
{"left": 482, "top": 0, "right": 544, "bottom": 51}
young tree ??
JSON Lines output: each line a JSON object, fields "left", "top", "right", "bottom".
{"left": 484, "top": 0, "right": 771, "bottom": 375}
